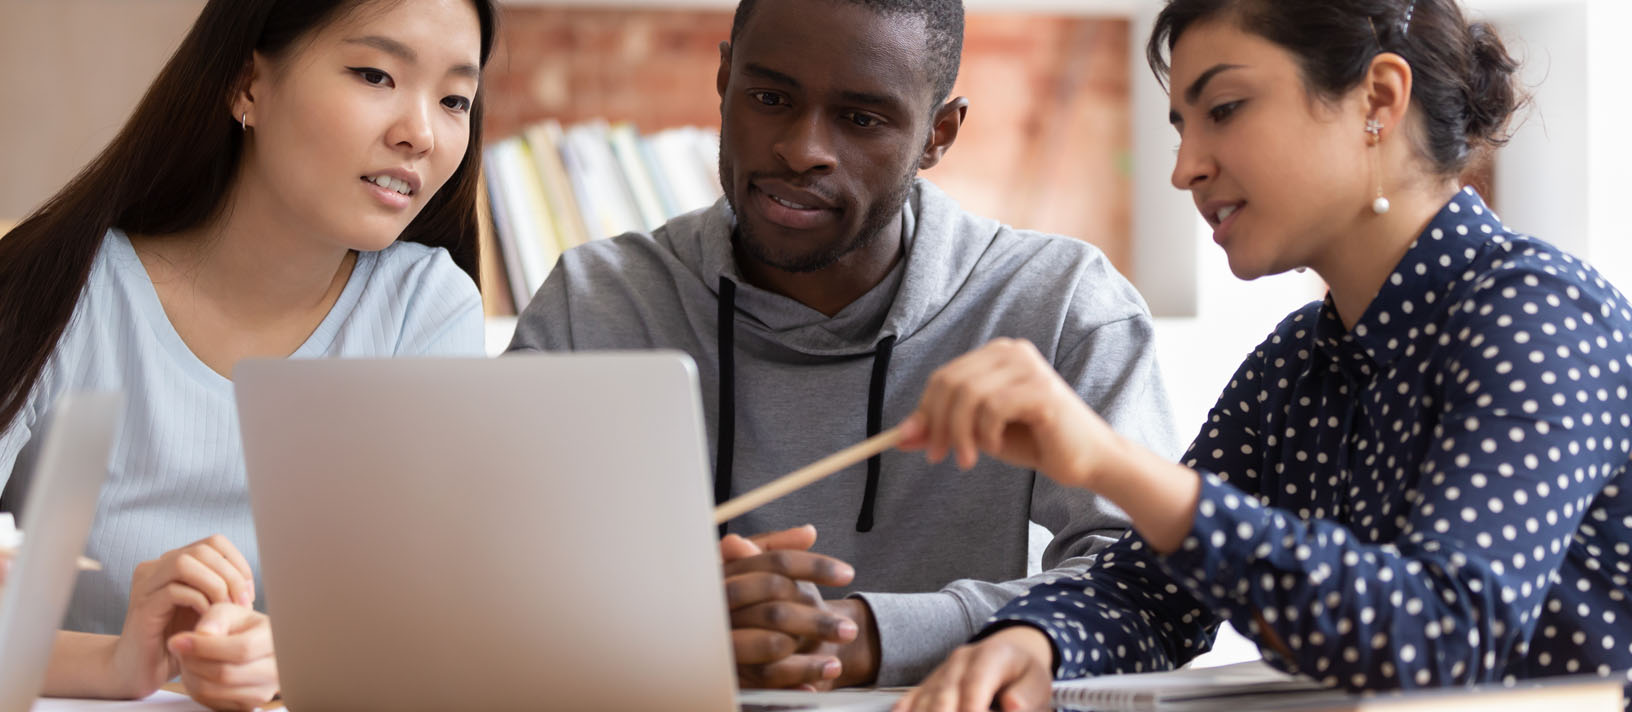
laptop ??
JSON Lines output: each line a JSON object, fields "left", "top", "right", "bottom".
{"left": 235, "top": 354, "right": 898, "bottom": 712}
{"left": 0, "top": 392, "right": 123, "bottom": 712}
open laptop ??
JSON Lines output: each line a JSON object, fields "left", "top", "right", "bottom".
{"left": 0, "top": 393, "right": 122, "bottom": 712}
{"left": 236, "top": 354, "right": 898, "bottom": 712}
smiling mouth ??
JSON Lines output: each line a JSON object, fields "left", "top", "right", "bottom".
{"left": 768, "top": 194, "right": 818, "bottom": 211}
{"left": 363, "top": 175, "right": 414, "bottom": 197}
{"left": 1206, "top": 202, "right": 1245, "bottom": 227}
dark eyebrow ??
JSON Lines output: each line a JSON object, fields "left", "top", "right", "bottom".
{"left": 743, "top": 62, "right": 800, "bottom": 88}
{"left": 838, "top": 90, "right": 906, "bottom": 111}
{"left": 345, "top": 35, "right": 480, "bottom": 80}
{"left": 345, "top": 35, "right": 416, "bottom": 62}
{"left": 1184, "top": 63, "right": 1246, "bottom": 105}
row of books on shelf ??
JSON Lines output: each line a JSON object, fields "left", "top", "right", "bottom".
{"left": 481, "top": 119, "right": 724, "bottom": 314}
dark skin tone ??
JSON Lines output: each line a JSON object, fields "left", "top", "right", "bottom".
{"left": 714, "top": 0, "right": 968, "bottom": 689}
{"left": 717, "top": 0, "right": 966, "bottom": 317}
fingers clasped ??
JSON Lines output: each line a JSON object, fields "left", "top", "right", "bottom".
{"left": 169, "top": 603, "right": 279, "bottom": 711}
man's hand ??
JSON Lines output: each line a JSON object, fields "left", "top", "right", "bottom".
{"left": 721, "top": 525, "right": 859, "bottom": 689}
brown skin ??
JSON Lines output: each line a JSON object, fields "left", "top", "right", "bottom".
{"left": 716, "top": 0, "right": 966, "bottom": 317}
{"left": 713, "top": 0, "right": 967, "bottom": 690}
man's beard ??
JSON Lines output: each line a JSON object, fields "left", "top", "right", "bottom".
{"left": 721, "top": 151, "right": 915, "bottom": 274}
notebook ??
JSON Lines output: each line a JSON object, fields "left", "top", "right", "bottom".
{"left": 1051, "top": 660, "right": 1331, "bottom": 711}
{"left": 1049, "top": 659, "right": 1627, "bottom": 711}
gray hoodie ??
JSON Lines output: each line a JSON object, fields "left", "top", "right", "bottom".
{"left": 508, "top": 178, "right": 1179, "bottom": 684}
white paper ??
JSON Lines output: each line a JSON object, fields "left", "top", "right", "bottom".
{"left": 32, "top": 690, "right": 207, "bottom": 711}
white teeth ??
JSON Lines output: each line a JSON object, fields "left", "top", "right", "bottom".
{"left": 1217, "top": 204, "right": 1238, "bottom": 222}
{"left": 366, "top": 175, "right": 412, "bottom": 196}
{"left": 770, "top": 194, "right": 814, "bottom": 210}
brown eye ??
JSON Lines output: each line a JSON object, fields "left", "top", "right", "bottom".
{"left": 845, "top": 112, "right": 882, "bottom": 128}
{"left": 1208, "top": 101, "right": 1244, "bottom": 123}
{"left": 348, "top": 67, "right": 393, "bottom": 87}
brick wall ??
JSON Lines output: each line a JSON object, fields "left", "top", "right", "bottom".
{"left": 483, "top": 9, "right": 1134, "bottom": 275}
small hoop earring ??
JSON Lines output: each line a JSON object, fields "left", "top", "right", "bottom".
{"left": 240, "top": 112, "right": 248, "bottom": 132}
{"left": 1366, "top": 118, "right": 1390, "bottom": 215}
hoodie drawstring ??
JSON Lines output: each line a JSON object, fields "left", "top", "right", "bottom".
{"left": 855, "top": 334, "right": 896, "bottom": 532}
{"left": 712, "top": 276, "right": 897, "bottom": 536}
{"left": 714, "top": 277, "right": 737, "bottom": 537}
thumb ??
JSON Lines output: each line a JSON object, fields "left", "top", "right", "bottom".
{"left": 896, "top": 412, "right": 928, "bottom": 450}
{"left": 194, "top": 602, "right": 253, "bottom": 637}
{"left": 167, "top": 632, "right": 194, "bottom": 656}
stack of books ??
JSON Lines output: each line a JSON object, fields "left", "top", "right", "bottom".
{"left": 481, "top": 120, "right": 723, "bottom": 313}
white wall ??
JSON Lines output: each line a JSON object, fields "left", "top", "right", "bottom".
{"left": 1584, "top": 0, "right": 1632, "bottom": 292}
{"left": 1494, "top": 3, "right": 1589, "bottom": 257}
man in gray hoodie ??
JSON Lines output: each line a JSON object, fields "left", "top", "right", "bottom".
{"left": 508, "top": 0, "right": 1179, "bottom": 690}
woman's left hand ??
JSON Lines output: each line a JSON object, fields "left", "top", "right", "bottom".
{"left": 892, "top": 625, "right": 1055, "bottom": 712}
{"left": 899, "top": 338, "right": 1122, "bottom": 490}
{"left": 167, "top": 603, "right": 279, "bottom": 711}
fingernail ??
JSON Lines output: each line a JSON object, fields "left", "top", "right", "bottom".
{"left": 837, "top": 619, "right": 858, "bottom": 640}
{"left": 236, "top": 591, "right": 253, "bottom": 606}
{"left": 201, "top": 621, "right": 226, "bottom": 636}
{"left": 169, "top": 635, "right": 193, "bottom": 654}
{"left": 822, "top": 659, "right": 842, "bottom": 679}
{"left": 837, "top": 564, "right": 855, "bottom": 580}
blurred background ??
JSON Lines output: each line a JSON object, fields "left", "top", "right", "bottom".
{"left": 2, "top": 0, "right": 1627, "bottom": 664}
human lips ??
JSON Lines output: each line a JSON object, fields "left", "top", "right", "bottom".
{"left": 1200, "top": 199, "right": 1245, "bottom": 228}
{"left": 750, "top": 179, "right": 840, "bottom": 230}
{"left": 360, "top": 167, "right": 421, "bottom": 210}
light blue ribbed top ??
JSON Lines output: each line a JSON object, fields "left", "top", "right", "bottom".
{"left": 0, "top": 229, "right": 483, "bottom": 633}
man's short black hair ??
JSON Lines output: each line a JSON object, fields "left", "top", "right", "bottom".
{"left": 730, "top": 0, "right": 965, "bottom": 108}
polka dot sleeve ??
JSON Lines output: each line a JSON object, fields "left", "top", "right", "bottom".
{"left": 983, "top": 189, "right": 1632, "bottom": 695}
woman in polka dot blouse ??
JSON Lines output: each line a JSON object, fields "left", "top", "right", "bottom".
{"left": 892, "top": 1, "right": 1632, "bottom": 710}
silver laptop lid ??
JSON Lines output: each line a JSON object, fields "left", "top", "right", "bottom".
{"left": 0, "top": 392, "right": 122, "bottom": 712}
{"left": 236, "top": 354, "right": 735, "bottom": 712}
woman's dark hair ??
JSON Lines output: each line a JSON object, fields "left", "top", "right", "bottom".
{"left": 0, "top": 0, "right": 497, "bottom": 432}
{"left": 1147, "top": 0, "right": 1523, "bottom": 177}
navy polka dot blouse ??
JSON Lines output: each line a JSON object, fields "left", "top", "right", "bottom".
{"left": 986, "top": 188, "right": 1632, "bottom": 696}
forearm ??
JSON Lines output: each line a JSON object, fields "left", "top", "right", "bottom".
{"left": 1089, "top": 431, "right": 1202, "bottom": 554}
{"left": 986, "top": 557, "right": 1214, "bottom": 678}
{"left": 42, "top": 631, "right": 130, "bottom": 699}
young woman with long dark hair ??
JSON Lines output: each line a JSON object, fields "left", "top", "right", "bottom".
{"left": 0, "top": 0, "right": 496, "bottom": 707}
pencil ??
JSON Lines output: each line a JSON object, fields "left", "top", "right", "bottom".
{"left": 713, "top": 426, "right": 906, "bottom": 525}
{"left": 0, "top": 547, "right": 101, "bottom": 572}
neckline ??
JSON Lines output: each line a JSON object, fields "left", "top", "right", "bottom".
{"left": 106, "top": 229, "right": 377, "bottom": 388}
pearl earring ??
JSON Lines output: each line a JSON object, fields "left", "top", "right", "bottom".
{"left": 1366, "top": 118, "right": 1390, "bottom": 215}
